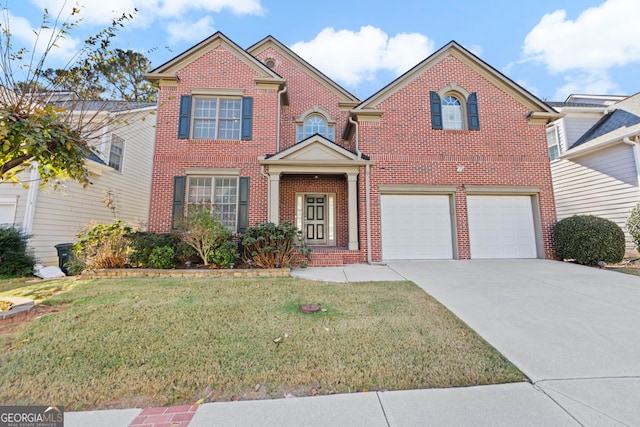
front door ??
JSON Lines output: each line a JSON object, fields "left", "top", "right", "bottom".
{"left": 305, "top": 195, "right": 327, "bottom": 245}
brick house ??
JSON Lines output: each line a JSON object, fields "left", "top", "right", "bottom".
{"left": 145, "top": 33, "right": 560, "bottom": 265}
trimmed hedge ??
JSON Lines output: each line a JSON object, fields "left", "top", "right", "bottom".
{"left": 554, "top": 215, "right": 625, "bottom": 265}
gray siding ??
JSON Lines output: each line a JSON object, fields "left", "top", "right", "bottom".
{"left": 562, "top": 115, "right": 603, "bottom": 150}
{"left": 551, "top": 143, "right": 640, "bottom": 252}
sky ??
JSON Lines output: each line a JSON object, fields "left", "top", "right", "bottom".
{"left": 4, "top": 0, "right": 640, "bottom": 102}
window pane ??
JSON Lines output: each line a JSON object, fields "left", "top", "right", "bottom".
{"left": 442, "top": 96, "right": 463, "bottom": 130}
{"left": 548, "top": 146, "right": 559, "bottom": 161}
{"left": 218, "top": 99, "right": 241, "bottom": 139}
{"left": 195, "top": 99, "right": 217, "bottom": 118}
{"left": 214, "top": 177, "right": 238, "bottom": 229}
{"left": 188, "top": 177, "right": 213, "bottom": 205}
{"left": 194, "top": 119, "right": 217, "bottom": 138}
{"left": 547, "top": 127, "right": 559, "bottom": 161}
{"left": 305, "top": 116, "right": 326, "bottom": 138}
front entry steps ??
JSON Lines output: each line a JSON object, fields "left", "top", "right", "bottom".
{"left": 302, "top": 248, "right": 364, "bottom": 266}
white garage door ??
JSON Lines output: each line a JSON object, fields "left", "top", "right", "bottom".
{"left": 467, "top": 195, "right": 537, "bottom": 259}
{"left": 381, "top": 195, "right": 453, "bottom": 260}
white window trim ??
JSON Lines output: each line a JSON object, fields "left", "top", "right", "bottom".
{"left": 191, "top": 96, "right": 242, "bottom": 140}
{"left": 109, "top": 134, "right": 125, "bottom": 172}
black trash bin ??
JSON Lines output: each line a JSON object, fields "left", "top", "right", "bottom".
{"left": 55, "top": 243, "right": 75, "bottom": 275}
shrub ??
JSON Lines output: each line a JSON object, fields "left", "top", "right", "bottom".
{"left": 626, "top": 203, "right": 640, "bottom": 251}
{"left": 241, "top": 222, "right": 310, "bottom": 268}
{"left": 148, "top": 246, "right": 176, "bottom": 269}
{"left": 554, "top": 215, "right": 625, "bottom": 265}
{"left": 0, "top": 226, "right": 35, "bottom": 278}
{"left": 209, "top": 240, "right": 238, "bottom": 268}
{"left": 73, "top": 220, "right": 132, "bottom": 269}
{"left": 177, "top": 207, "right": 231, "bottom": 266}
{"left": 128, "top": 231, "right": 194, "bottom": 267}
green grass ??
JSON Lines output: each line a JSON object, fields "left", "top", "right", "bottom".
{"left": 0, "top": 276, "right": 525, "bottom": 410}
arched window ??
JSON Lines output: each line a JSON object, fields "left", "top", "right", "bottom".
{"left": 296, "top": 109, "right": 335, "bottom": 142}
{"left": 429, "top": 87, "right": 480, "bottom": 131}
{"left": 442, "top": 95, "right": 463, "bottom": 130}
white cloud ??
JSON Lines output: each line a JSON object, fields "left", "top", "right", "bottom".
{"left": 2, "top": 10, "right": 81, "bottom": 69}
{"left": 31, "top": 0, "right": 263, "bottom": 24}
{"left": 521, "top": 0, "right": 640, "bottom": 98}
{"left": 553, "top": 70, "right": 619, "bottom": 101}
{"left": 290, "top": 26, "right": 434, "bottom": 87}
{"left": 167, "top": 16, "right": 214, "bottom": 45}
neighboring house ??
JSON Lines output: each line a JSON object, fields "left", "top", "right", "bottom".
{"left": 0, "top": 98, "right": 156, "bottom": 265}
{"left": 145, "top": 33, "right": 560, "bottom": 265}
{"left": 548, "top": 92, "right": 640, "bottom": 254}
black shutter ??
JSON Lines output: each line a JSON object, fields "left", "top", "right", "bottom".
{"left": 237, "top": 177, "right": 250, "bottom": 232}
{"left": 171, "top": 176, "right": 186, "bottom": 230}
{"left": 241, "top": 97, "right": 253, "bottom": 140}
{"left": 430, "top": 91, "right": 442, "bottom": 129}
{"left": 467, "top": 92, "right": 480, "bottom": 130}
{"left": 177, "top": 96, "right": 191, "bottom": 139}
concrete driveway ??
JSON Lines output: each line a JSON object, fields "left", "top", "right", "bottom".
{"left": 388, "top": 259, "right": 640, "bottom": 426}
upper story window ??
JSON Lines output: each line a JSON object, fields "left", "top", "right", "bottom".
{"left": 296, "top": 109, "right": 335, "bottom": 142}
{"left": 442, "top": 96, "right": 463, "bottom": 130}
{"left": 430, "top": 87, "right": 480, "bottom": 131}
{"left": 108, "top": 134, "right": 124, "bottom": 172}
{"left": 193, "top": 98, "right": 241, "bottom": 139}
{"left": 177, "top": 94, "right": 253, "bottom": 141}
{"left": 547, "top": 126, "right": 560, "bottom": 161}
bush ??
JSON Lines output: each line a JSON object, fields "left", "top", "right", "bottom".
{"left": 177, "top": 207, "right": 231, "bottom": 266}
{"left": 241, "top": 222, "right": 310, "bottom": 268}
{"left": 128, "top": 231, "right": 194, "bottom": 267}
{"left": 148, "top": 246, "right": 176, "bottom": 269}
{"left": 209, "top": 240, "right": 238, "bottom": 268}
{"left": 73, "top": 220, "right": 132, "bottom": 269}
{"left": 554, "top": 215, "right": 625, "bottom": 265}
{"left": 0, "top": 226, "right": 35, "bottom": 278}
{"left": 626, "top": 203, "right": 640, "bottom": 251}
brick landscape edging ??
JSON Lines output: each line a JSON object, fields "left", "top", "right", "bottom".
{"left": 83, "top": 267, "right": 290, "bottom": 278}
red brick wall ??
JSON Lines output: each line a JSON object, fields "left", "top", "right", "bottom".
{"left": 148, "top": 46, "right": 278, "bottom": 232}
{"left": 253, "top": 47, "right": 353, "bottom": 152}
{"left": 149, "top": 40, "right": 557, "bottom": 263}
{"left": 358, "top": 54, "right": 557, "bottom": 260}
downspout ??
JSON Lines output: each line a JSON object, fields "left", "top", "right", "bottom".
{"left": 623, "top": 135, "right": 640, "bottom": 191}
{"left": 349, "top": 115, "right": 375, "bottom": 264}
{"left": 22, "top": 164, "right": 40, "bottom": 233}
{"left": 276, "top": 85, "right": 287, "bottom": 153}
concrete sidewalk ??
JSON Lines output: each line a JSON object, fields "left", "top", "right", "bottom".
{"left": 66, "top": 383, "right": 577, "bottom": 426}
{"left": 65, "top": 260, "right": 640, "bottom": 426}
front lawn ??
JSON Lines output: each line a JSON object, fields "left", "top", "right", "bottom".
{"left": 0, "top": 276, "right": 525, "bottom": 410}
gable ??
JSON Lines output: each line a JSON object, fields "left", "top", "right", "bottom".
{"left": 356, "top": 41, "right": 558, "bottom": 120}
{"left": 266, "top": 135, "right": 362, "bottom": 162}
{"left": 248, "top": 36, "right": 360, "bottom": 108}
{"left": 145, "top": 32, "right": 280, "bottom": 85}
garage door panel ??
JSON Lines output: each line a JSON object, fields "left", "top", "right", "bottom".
{"left": 381, "top": 195, "right": 453, "bottom": 260}
{"left": 468, "top": 195, "right": 537, "bottom": 259}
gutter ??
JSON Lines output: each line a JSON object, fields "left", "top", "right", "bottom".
{"left": 560, "top": 130, "right": 640, "bottom": 160}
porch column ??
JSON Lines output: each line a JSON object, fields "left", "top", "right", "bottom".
{"left": 269, "top": 173, "right": 280, "bottom": 225}
{"left": 347, "top": 173, "right": 359, "bottom": 250}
